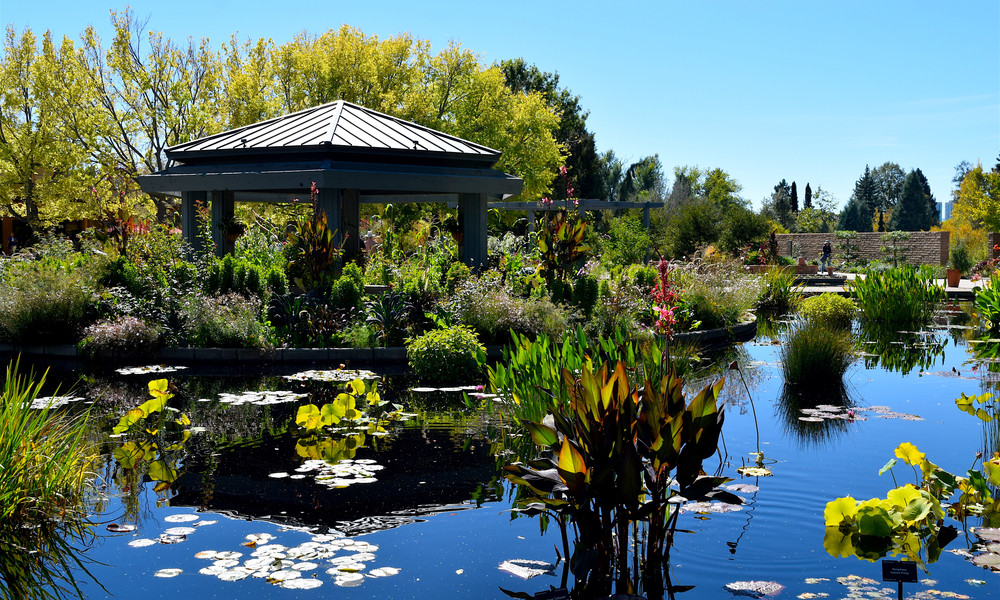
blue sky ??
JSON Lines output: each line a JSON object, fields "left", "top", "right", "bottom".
{"left": 5, "top": 1, "right": 998, "bottom": 211}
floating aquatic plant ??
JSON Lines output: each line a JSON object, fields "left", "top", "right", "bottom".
{"left": 116, "top": 365, "right": 187, "bottom": 375}
{"left": 283, "top": 369, "right": 378, "bottom": 383}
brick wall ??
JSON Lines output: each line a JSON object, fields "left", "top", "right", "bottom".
{"left": 990, "top": 232, "right": 1000, "bottom": 259}
{"left": 774, "top": 232, "right": 950, "bottom": 266}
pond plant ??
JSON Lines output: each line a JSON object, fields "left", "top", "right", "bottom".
{"left": 501, "top": 360, "right": 736, "bottom": 599}
{"left": 798, "top": 293, "right": 856, "bottom": 329}
{"left": 0, "top": 361, "right": 102, "bottom": 599}
{"left": 975, "top": 275, "right": 1000, "bottom": 331}
{"left": 779, "top": 320, "right": 855, "bottom": 387}
{"left": 848, "top": 265, "right": 945, "bottom": 328}
{"left": 752, "top": 265, "right": 802, "bottom": 317}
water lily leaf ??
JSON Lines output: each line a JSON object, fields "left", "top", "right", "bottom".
{"left": 901, "top": 497, "right": 932, "bottom": 523}
{"left": 856, "top": 505, "right": 893, "bottom": 537}
{"left": 199, "top": 565, "right": 228, "bottom": 575}
{"left": 368, "top": 567, "right": 400, "bottom": 577}
{"left": 113, "top": 442, "right": 144, "bottom": 469}
{"left": 194, "top": 551, "right": 219, "bottom": 559}
{"left": 349, "top": 379, "right": 365, "bottom": 396}
{"left": 154, "top": 568, "right": 182, "bottom": 578}
{"left": 281, "top": 579, "right": 323, "bottom": 589}
{"left": 824, "top": 497, "right": 857, "bottom": 526}
{"left": 107, "top": 523, "right": 136, "bottom": 533}
{"left": 886, "top": 485, "right": 921, "bottom": 509}
{"left": 217, "top": 569, "right": 252, "bottom": 581}
{"left": 148, "top": 460, "right": 178, "bottom": 483}
{"left": 894, "top": 442, "right": 925, "bottom": 466}
{"left": 165, "top": 527, "right": 196, "bottom": 536}
{"left": 724, "top": 580, "right": 785, "bottom": 597}
{"left": 128, "top": 539, "right": 157, "bottom": 548}
{"left": 879, "top": 458, "right": 897, "bottom": 476}
{"left": 164, "top": 514, "right": 198, "bottom": 523}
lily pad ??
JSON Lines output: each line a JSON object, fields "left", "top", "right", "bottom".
{"left": 163, "top": 514, "right": 199, "bottom": 523}
{"left": 333, "top": 572, "right": 365, "bottom": 587}
{"left": 213, "top": 559, "right": 240, "bottom": 568}
{"left": 737, "top": 467, "right": 773, "bottom": 477}
{"left": 128, "top": 539, "right": 157, "bottom": 548}
{"left": 158, "top": 534, "right": 186, "bottom": 544}
{"left": 217, "top": 569, "right": 253, "bottom": 581}
{"left": 165, "top": 527, "right": 197, "bottom": 536}
{"left": 498, "top": 559, "right": 556, "bottom": 579}
{"left": 199, "top": 566, "right": 228, "bottom": 575}
{"left": 154, "top": 568, "right": 182, "bottom": 578}
{"left": 368, "top": 567, "right": 400, "bottom": 577}
{"left": 107, "top": 523, "right": 136, "bottom": 533}
{"left": 194, "top": 551, "right": 219, "bottom": 559}
{"left": 266, "top": 569, "right": 301, "bottom": 582}
{"left": 724, "top": 580, "right": 785, "bottom": 597}
{"left": 281, "top": 578, "right": 323, "bottom": 589}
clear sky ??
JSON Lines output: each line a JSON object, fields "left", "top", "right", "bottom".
{"left": 4, "top": 0, "right": 998, "bottom": 210}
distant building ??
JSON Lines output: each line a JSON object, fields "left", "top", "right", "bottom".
{"left": 937, "top": 201, "right": 954, "bottom": 221}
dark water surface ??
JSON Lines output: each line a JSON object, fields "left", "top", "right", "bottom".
{"left": 30, "top": 311, "right": 1000, "bottom": 598}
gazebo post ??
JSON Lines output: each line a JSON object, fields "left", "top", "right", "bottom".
{"left": 181, "top": 191, "right": 207, "bottom": 254}
{"left": 527, "top": 209, "right": 535, "bottom": 233}
{"left": 341, "top": 188, "right": 360, "bottom": 262}
{"left": 210, "top": 190, "right": 235, "bottom": 257}
{"left": 459, "top": 192, "right": 488, "bottom": 271}
{"left": 315, "top": 187, "right": 342, "bottom": 247}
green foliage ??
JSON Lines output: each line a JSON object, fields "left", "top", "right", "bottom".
{"left": 889, "top": 170, "right": 931, "bottom": 231}
{"left": 835, "top": 230, "right": 860, "bottom": 264}
{"left": 880, "top": 230, "right": 911, "bottom": 268}
{"left": 268, "top": 294, "right": 355, "bottom": 348}
{"left": 663, "top": 197, "right": 721, "bottom": 258}
{"left": 502, "top": 360, "right": 734, "bottom": 597}
{"left": 672, "top": 261, "right": 761, "bottom": 329}
{"left": 799, "top": 293, "right": 856, "bottom": 328}
{"left": 823, "top": 442, "right": 968, "bottom": 569}
{"left": 719, "top": 206, "right": 772, "bottom": 254}
{"left": 571, "top": 274, "right": 599, "bottom": 318}
{"left": 406, "top": 325, "right": 486, "bottom": 383}
{"left": 181, "top": 293, "right": 269, "bottom": 348}
{"left": 330, "top": 262, "right": 365, "bottom": 310}
{"left": 445, "top": 261, "right": 471, "bottom": 294}
{"left": 975, "top": 275, "right": 1000, "bottom": 330}
{"left": 600, "top": 215, "right": 649, "bottom": 265}
{"left": 780, "top": 320, "right": 855, "bottom": 386}
{"left": 950, "top": 242, "right": 973, "bottom": 274}
{"left": 753, "top": 266, "right": 802, "bottom": 316}
{"left": 365, "top": 291, "right": 410, "bottom": 347}
{"left": 0, "top": 361, "right": 99, "bottom": 599}
{"left": 205, "top": 254, "right": 277, "bottom": 303}
{"left": 848, "top": 265, "right": 945, "bottom": 327}
{"left": 285, "top": 189, "right": 344, "bottom": 294}
{"left": 0, "top": 260, "right": 94, "bottom": 344}
{"left": 81, "top": 316, "right": 161, "bottom": 354}
{"left": 537, "top": 210, "right": 590, "bottom": 284}
{"left": 294, "top": 379, "right": 399, "bottom": 438}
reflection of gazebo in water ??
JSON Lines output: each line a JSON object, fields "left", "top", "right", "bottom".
{"left": 137, "top": 101, "right": 524, "bottom": 269}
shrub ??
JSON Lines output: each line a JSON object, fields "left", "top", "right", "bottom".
{"left": 950, "top": 242, "right": 973, "bottom": 274}
{"left": 0, "top": 264, "right": 94, "bottom": 344}
{"left": 406, "top": 325, "right": 486, "bottom": 383}
{"left": 341, "top": 321, "right": 377, "bottom": 348}
{"left": 452, "top": 275, "right": 574, "bottom": 345}
{"left": 82, "top": 317, "right": 161, "bottom": 354}
{"left": 719, "top": 207, "right": 771, "bottom": 254}
{"left": 181, "top": 293, "right": 269, "bottom": 348}
{"left": 330, "top": 262, "right": 365, "bottom": 310}
{"left": 627, "top": 264, "right": 658, "bottom": 294}
{"left": 600, "top": 215, "right": 650, "bottom": 266}
{"left": 572, "top": 274, "right": 599, "bottom": 317}
{"left": 779, "top": 320, "right": 855, "bottom": 386}
{"left": 673, "top": 260, "right": 762, "bottom": 329}
{"left": 799, "top": 294, "right": 856, "bottom": 328}
{"left": 445, "top": 261, "right": 471, "bottom": 294}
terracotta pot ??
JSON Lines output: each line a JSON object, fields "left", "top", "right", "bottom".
{"left": 797, "top": 257, "right": 806, "bottom": 266}
{"left": 946, "top": 268, "right": 961, "bottom": 287}
{"left": 827, "top": 267, "right": 834, "bottom": 276}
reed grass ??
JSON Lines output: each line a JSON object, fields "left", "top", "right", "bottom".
{"left": 779, "top": 320, "right": 855, "bottom": 386}
{"left": 0, "top": 360, "right": 100, "bottom": 599}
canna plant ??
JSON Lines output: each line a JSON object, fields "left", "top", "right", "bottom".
{"left": 285, "top": 183, "right": 345, "bottom": 294}
{"left": 502, "top": 361, "right": 737, "bottom": 599}
{"left": 537, "top": 209, "right": 590, "bottom": 287}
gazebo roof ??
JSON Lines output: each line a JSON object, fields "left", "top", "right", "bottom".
{"left": 167, "top": 100, "right": 501, "bottom": 169}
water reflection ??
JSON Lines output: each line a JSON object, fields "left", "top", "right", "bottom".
{"left": 774, "top": 383, "right": 859, "bottom": 446}
{"left": 856, "top": 324, "right": 947, "bottom": 374}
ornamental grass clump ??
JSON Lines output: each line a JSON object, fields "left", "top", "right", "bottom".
{"left": 780, "top": 320, "right": 855, "bottom": 387}
{"left": 406, "top": 325, "right": 486, "bottom": 383}
{"left": 81, "top": 316, "right": 162, "bottom": 354}
{"left": 181, "top": 293, "right": 269, "bottom": 348}
{"left": 0, "top": 361, "right": 100, "bottom": 598}
{"left": 848, "top": 265, "right": 944, "bottom": 328}
{"left": 753, "top": 266, "right": 801, "bottom": 316}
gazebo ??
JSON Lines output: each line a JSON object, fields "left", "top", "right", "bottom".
{"left": 137, "top": 101, "right": 524, "bottom": 269}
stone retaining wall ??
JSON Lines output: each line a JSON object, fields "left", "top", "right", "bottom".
{"left": 775, "top": 232, "right": 949, "bottom": 266}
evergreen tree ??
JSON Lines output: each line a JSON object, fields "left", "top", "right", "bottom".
{"left": 804, "top": 183, "right": 812, "bottom": 209}
{"left": 854, "top": 166, "right": 878, "bottom": 230}
{"left": 889, "top": 171, "right": 930, "bottom": 231}
{"left": 771, "top": 179, "right": 794, "bottom": 229}
{"left": 837, "top": 194, "right": 869, "bottom": 232}
{"left": 790, "top": 181, "right": 799, "bottom": 212}
{"left": 912, "top": 168, "right": 939, "bottom": 228}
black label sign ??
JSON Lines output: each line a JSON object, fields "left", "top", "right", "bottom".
{"left": 882, "top": 560, "right": 918, "bottom": 583}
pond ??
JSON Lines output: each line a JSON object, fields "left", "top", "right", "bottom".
{"left": 15, "top": 305, "right": 1000, "bottom": 599}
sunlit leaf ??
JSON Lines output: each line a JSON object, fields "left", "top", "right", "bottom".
{"left": 886, "top": 485, "right": 921, "bottom": 509}
{"left": 894, "top": 442, "right": 925, "bottom": 466}
{"left": 824, "top": 497, "right": 857, "bottom": 526}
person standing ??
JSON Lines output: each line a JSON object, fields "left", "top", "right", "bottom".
{"left": 8, "top": 233, "right": 17, "bottom": 255}
{"left": 821, "top": 240, "right": 832, "bottom": 272}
